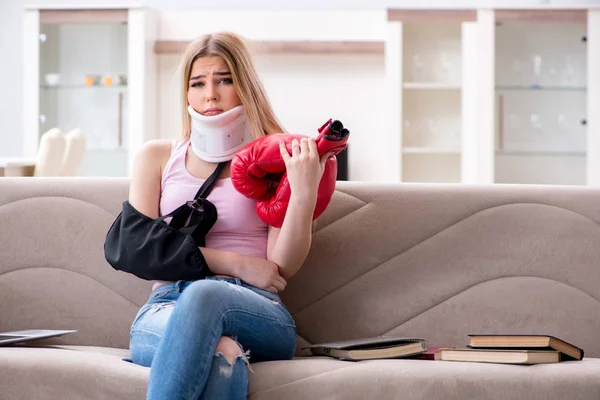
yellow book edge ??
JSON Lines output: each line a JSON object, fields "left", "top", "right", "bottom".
{"left": 439, "top": 348, "right": 561, "bottom": 365}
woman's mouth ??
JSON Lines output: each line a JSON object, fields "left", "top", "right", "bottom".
{"left": 203, "top": 108, "right": 223, "bottom": 116}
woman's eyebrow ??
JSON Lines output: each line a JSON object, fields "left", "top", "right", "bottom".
{"left": 189, "top": 71, "right": 231, "bottom": 80}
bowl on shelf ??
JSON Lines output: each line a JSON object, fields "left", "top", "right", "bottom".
{"left": 44, "top": 73, "right": 60, "bottom": 87}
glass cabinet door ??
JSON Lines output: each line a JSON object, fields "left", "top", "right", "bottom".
{"left": 494, "top": 10, "right": 588, "bottom": 185}
{"left": 400, "top": 21, "right": 463, "bottom": 183}
{"left": 38, "top": 13, "right": 129, "bottom": 176}
{"left": 387, "top": 9, "right": 477, "bottom": 184}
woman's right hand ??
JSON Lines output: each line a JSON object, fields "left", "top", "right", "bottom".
{"left": 236, "top": 255, "right": 287, "bottom": 294}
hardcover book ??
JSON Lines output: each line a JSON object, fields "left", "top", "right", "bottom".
{"left": 303, "top": 336, "right": 427, "bottom": 361}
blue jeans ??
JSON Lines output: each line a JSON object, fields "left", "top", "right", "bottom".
{"left": 129, "top": 277, "right": 297, "bottom": 400}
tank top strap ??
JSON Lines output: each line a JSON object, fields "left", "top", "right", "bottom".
{"left": 161, "top": 139, "right": 190, "bottom": 189}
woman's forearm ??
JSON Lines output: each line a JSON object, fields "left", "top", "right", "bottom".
{"left": 268, "top": 194, "right": 316, "bottom": 279}
{"left": 200, "top": 247, "right": 241, "bottom": 276}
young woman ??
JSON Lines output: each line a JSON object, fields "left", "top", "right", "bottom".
{"left": 127, "top": 32, "right": 334, "bottom": 400}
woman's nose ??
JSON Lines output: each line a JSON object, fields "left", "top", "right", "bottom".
{"left": 205, "top": 83, "right": 218, "bottom": 101}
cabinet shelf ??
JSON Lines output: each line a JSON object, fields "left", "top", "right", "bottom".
{"left": 403, "top": 82, "right": 461, "bottom": 90}
{"left": 40, "top": 84, "right": 127, "bottom": 90}
{"left": 403, "top": 147, "right": 461, "bottom": 154}
{"left": 495, "top": 150, "right": 585, "bottom": 157}
{"left": 496, "top": 85, "right": 586, "bottom": 92}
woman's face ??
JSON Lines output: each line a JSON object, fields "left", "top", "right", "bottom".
{"left": 187, "top": 56, "right": 241, "bottom": 116}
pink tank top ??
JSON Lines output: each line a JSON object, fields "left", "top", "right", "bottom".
{"left": 152, "top": 139, "right": 268, "bottom": 290}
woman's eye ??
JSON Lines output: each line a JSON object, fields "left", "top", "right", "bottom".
{"left": 191, "top": 81, "right": 204, "bottom": 88}
{"left": 219, "top": 78, "right": 233, "bottom": 84}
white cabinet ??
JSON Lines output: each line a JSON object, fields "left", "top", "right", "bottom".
{"left": 386, "top": 6, "right": 600, "bottom": 186}
{"left": 22, "top": 6, "right": 158, "bottom": 177}
{"left": 492, "top": 9, "right": 592, "bottom": 186}
{"left": 386, "top": 10, "right": 479, "bottom": 183}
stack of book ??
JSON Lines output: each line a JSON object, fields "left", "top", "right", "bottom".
{"left": 303, "top": 334, "right": 584, "bottom": 365}
{"left": 436, "top": 334, "right": 584, "bottom": 365}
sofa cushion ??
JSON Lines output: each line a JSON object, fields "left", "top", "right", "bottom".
{"left": 2, "top": 346, "right": 599, "bottom": 400}
{"left": 0, "top": 346, "right": 148, "bottom": 400}
{"left": 249, "top": 357, "right": 600, "bottom": 400}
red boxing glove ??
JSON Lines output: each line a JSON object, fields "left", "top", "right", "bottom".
{"left": 231, "top": 119, "right": 349, "bottom": 227}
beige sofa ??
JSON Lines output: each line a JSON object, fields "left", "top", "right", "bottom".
{"left": 1, "top": 177, "right": 599, "bottom": 400}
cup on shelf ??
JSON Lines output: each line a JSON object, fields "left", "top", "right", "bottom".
{"left": 84, "top": 75, "right": 101, "bottom": 86}
{"left": 44, "top": 73, "right": 60, "bottom": 87}
{"left": 103, "top": 76, "right": 113, "bottom": 86}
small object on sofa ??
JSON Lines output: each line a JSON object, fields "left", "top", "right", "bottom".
{"left": 406, "top": 346, "right": 454, "bottom": 360}
{"left": 303, "top": 336, "right": 427, "bottom": 361}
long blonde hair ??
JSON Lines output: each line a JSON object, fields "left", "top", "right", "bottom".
{"left": 179, "top": 32, "right": 286, "bottom": 140}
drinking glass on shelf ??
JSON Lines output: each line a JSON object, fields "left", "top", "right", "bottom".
{"left": 530, "top": 114, "right": 542, "bottom": 131}
{"left": 557, "top": 114, "right": 569, "bottom": 130}
{"left": 531, "top": 55, "right": 542, "bottom": 88}
{"left": 547, "top": 64, "right": 559, "bottom": 87}
{"left": 411, "top": 53, "right": 426, "bottom": 82}
{"left": 511, "top": 58, "right": 525, "bottom": 86}
{"left": 438, "top": 52, "right": 453, "bottom": 84}
{"left": 426, "top": 118, "right": 439, "bottom": 145}
{"left": 561, "top": 55, "right": 577, "bottom": 86}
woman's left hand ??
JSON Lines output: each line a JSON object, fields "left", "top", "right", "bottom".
{"left": 279, "top": 137, "right": 333, "bottom": 204}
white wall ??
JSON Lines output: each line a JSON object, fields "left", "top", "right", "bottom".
{"left": 158, "top": 52, "right": 384, "bottom": 181}
{"left": 3, "top": 0, "right": 600, "bottom": 161}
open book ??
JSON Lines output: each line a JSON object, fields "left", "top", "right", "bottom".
{"left": 303, "top": 336, "right": 427, "bottom": 361}
{"left": 0, "top": 329, "right": 77, "bottom": 346}
{"left": 468, "top": 334, "right": 584, "bottom": 361}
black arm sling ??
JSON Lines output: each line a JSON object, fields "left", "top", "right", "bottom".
{"left": 104, "top": 162, "right": 227, "bottom": 281}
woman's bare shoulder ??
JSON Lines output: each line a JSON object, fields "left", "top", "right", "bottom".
{"left": 139, "top": 139, "right": 174, "bottom": 155}
{"left": 135, "top": 139, "right": 175, "bottom": 167}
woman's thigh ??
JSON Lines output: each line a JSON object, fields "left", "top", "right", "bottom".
{"left": 129, "top": 278, "right": 297, "bottom": 365}
{"left": 211, "top": 279, "right": 297, "bottom": 362}
{"left": 129, "top": 283, "right": 181, "bottom": 367}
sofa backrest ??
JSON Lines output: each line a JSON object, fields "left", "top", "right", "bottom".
{"left": 1, "top": 178, "right": 599, "bottom": 357}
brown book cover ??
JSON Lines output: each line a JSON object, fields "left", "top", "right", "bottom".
{"left": 439, "top": 347, "right": 561, "bottom": 365}
{"left": 468, "top": 334, "right": 584, "bottom": 361}
{"left": 303, "top": 336, "right": 427, "bottom": 361}
{"left": 407, "top": 346, "right": 454, "bottom": 360}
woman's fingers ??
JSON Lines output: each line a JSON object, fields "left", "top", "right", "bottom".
{"left": 300, "top": 137, "right": 309, "bottom": 155}
{"left": 307, "top": 137, "right": 318, "bottom": 157}
{"left": 279, "top": 140, "right": 291, "bottom": 162}
{"left": 267, "top": 276, "right": 287, "bottom": 293}
{"left": 291, "top": 139, "right": 300, "bottom": 157}
{"left": 276, "top": 275, "right": 287, "bottom": 290}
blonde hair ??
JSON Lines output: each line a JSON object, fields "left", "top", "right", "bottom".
{"left": 179, "top": 32, "right": 286, "bottom": 140}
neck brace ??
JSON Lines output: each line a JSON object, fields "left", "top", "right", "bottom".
{"left": 188, "top": 105, "right": 253, "bottom": 162}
